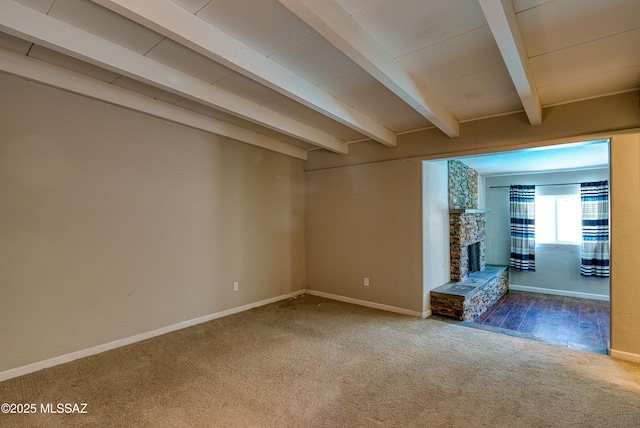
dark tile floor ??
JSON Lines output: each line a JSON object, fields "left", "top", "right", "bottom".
{"left": 468, "top": 291, "right": 610, "bottom": 354}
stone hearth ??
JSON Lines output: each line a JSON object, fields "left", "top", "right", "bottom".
{"left": 430, "top": 266, "right": 509, "bottom": 321}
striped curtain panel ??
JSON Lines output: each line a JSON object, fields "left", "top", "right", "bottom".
{"left": 581, "top": 181, "right": 610, "bottom": 277}
{"left": 510, "top": 185, "right": 536, "bottom": 272}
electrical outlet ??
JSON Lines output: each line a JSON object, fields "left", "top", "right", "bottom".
{"left": 364, "top": 277, "right": 369, "bottom": 287}
{"left": 233, "top": 281, "right": 239, "bottom": 292}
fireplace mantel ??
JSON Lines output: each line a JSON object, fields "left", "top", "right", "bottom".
{"left": 449, "top": 208, "right": 490, "bottom": 214}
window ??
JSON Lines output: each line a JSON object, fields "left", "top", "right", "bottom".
{"left": 535, "top": 194, "right": 581, "bottom": 244}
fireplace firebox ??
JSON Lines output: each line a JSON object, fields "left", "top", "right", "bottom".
{"left": 468, "top": 242, "right": 481, "bottom": 273}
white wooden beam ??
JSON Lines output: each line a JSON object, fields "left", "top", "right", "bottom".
{"left": 479, "top": 0, "right": 542, "bottom": 125}
{"left": 0, "top": 47, "right": 308, "bottom": 160}
{"left": 278, "top": 0, "right": 460, "bottom": 138}
{"left": 91, "top": 0, "right": 397, "bottom": 148}
{"left": 0, "top": 1, "right": 347, "bottom": 154}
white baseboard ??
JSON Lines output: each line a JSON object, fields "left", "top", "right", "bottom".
{"left": 0, "top": 289, "right": 306, "bottom": 383}
{"left": 305, "top": 289, "right": 429, "bottom": 318}
{"left": 509, "top": 284, "right": 609, "bottom": 301}
{"left": 609, "top": 349, "right": 640, "bottom": 364}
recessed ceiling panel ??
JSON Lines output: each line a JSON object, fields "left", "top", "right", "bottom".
{"left": 397, "top": 25, "right": 502, "bottom": 86}
{"left": 28, "top": 44, "right": 120, "bottom": 83}
{"left": 537, "top": 66, "right": 640, "bottom": 106}
{"left": 13, "top": 0, "right": 53, "bottom": 13}
{"left": 333, "top": 0, "right": 379, "bottom": 15}
{"left": 318, "top": 70, "right": 394, "bottom": 107}
{"left": 214, "top": 73, "right": 284, "bottom": 106}
{"left": 518, "top": 0, "right": 640, "bottom": 57}
{"left": 350, "top": 0, "right": 487, "bottom": 57}
{"left": 512, "top": 0, "right": 552, "bottom": 13}
{"left": 530, "top": 28, "right": 640, "bottom": 88}
{"left": 454, "top": 93, "right": 523, "bottom": 122}
{"left": 170, "top": 0, "right": 210, "bottom": 14}
{"left": 48, "top": 0, "right": 164, "bottom": 55}
{"left": 145, "top": 38, "right": 234, "bottom": 85}
{"left": 269, "top": 34, "right": 362, "bottom": 86}
{"left": 265, "top": 97, "right": 365, "bottom": 141}
{"left": 429, "top": 66, "right": 517, "bottom": 109}
{"left": 196, "top": 0, "right": 315, "bottom": 56}
{"left": 356, "top": 95, "right": 433, "bottom": 133}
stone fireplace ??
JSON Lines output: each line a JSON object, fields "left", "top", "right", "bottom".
{"left": 449, "top": 210, "right": 487, "bottom": 282}
{"left": 429, "top": 160, "right": 508, "bottom": 321}
{"left": 433, "top": 207, "right": 508, "bottom": 321}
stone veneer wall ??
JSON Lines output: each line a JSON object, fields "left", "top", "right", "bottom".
{"left": 450, "top": 212, "right": 486, "bottom": 282}
{"left": 448, "top": 160, "right": 478, "bottom": 210}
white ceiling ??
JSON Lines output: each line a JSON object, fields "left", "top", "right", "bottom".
{"left": 455, "top": 139, "right": 610, "bottom": 176}
{"left": 0, "top": 0, "right": 638, "bottom": 160}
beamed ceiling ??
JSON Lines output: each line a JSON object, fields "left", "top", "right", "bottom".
{"left": 1, "top": 0, "right": 639, "bottom": 160}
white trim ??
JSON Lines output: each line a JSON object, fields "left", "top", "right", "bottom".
{"left": 305, "top": 289, "right": 429, "bottom": 318}
{"left": 509, "top": 284, "right": 609, "bottom": 301}
{"left": 0, "top": 289, "right": 306, "bottom": 382}
{"left": 278, "top": 0, "right": 459, "bottom": 138}
{"left": 91, "top": 0, "right": 396, "bottom": 148}
{"left": 609, "top": 349, "right": 640, "bottom": 364}
{"left": 479, "top": 0, "right": 542, "bottom": 125}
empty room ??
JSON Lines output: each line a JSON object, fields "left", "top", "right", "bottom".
{"left": 1, "top": 0, "right": 640, "bottom": 426}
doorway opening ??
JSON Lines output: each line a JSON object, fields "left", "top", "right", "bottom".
{"left": 428, "top": 139, "right": 611, "bottom": 354}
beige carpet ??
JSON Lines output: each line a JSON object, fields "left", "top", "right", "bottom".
{"left": 1, "top": 295, "right": 639, "bottom": 427}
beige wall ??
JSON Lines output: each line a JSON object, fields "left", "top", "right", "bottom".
{"left": 305, "top": 159, "right": 424, "bottom": 313}
{"left": 2, "top": 69, "right": 639, "bottom": 374}
{"left": 610, "top": 134, "right": 640, "bottom": 357}
{"left": 0, "top": 73, "right": 305, "bottom": 372}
